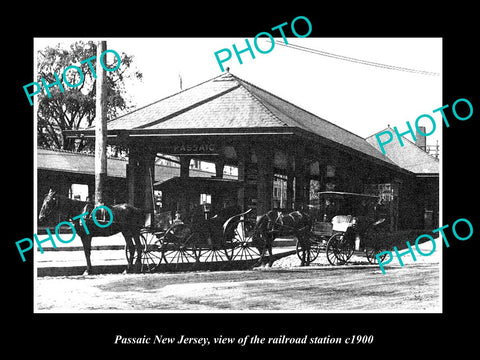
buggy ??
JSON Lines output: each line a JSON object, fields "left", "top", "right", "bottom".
{"left": 297, "top": 191, "right": 389, "bottom": 265}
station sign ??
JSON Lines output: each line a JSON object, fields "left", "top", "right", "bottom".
{"left": 169, "top": 143, "right": 218, "bottom": 155}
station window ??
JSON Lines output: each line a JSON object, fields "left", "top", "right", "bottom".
{"left": 326, "top": 165, "right": 335, "bottom": 177}
{"left": 200, "top": 193, "right": 212, "bottom": 219}
{"left": 309, "top": 179, "right": 321, "bottom": 205}
{"left": 69, "top": 183, "right": 89, "bottom": 201}
{"left": 154, "top": 190, "right": 163, "bottom": 212}
{"left": 190, "top": 159, "right": 201, "bottom": 169}
{"left": 273, "top": 174, "right": 287, "bottom": 209}
{"left": 200, "top": 193, "right": 211, "bottom": 205}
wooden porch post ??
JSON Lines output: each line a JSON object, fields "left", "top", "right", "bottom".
{"left": 143, "top": 150, "right": 156, "bottom": 224}
{"left": 215, "top": 158, "right": 225, "bottom": 178}
{"left": 127, "top": 145, "right": 156, "bottom": 220}
{"left": 294, "top": 149, "right": 308, "bottom": 210}
{"left": 179, "top": 156, "right": 191, "bottom": 178}
{"left": 236, "top": 145, "right": 246, "bottom": 211}
{"left": 256, "top": 147, "right": 273, "bottom": 218}
{"left": 127, "top": 146, "right": 140, "bottom": 206}
{"left": 286, "top": 154, "right": 294, "bottom": 210}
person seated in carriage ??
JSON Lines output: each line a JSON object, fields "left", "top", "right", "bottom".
{"left": 204, "top": 199, "right": 242, "bottom": 246}
{"left": 175, "top": 199, "right": 242, "bottom": 246}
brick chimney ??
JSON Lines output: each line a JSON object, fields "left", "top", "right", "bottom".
{"left": 415, "top": 126, "right": 427, "bottom": 151}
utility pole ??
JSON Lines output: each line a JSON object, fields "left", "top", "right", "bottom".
{"left": 95, "top": 40, "right": 108, "bottom": 206}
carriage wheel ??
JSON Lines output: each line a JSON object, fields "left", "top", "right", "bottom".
{"left": 365, "top": 245, "right": 389, "bottom": 264}
{"left": 296, "top": 233, "right": 321, "bottom": 265}
{"left": 162, "top": 241, "right": 199, "bottom": 265}
{"left": 124, "top": 230, "right": 162, "bottom": 273}
{"left": 230, "top": 219, "right": 260, "bottom": 261}
{"left": 161, "top": 224, "right": 199, "bottom": 268}
{"left": 326, "top": 233, "right": 354, "bottom": 265}
{"left": 196, "top": 244, "right": 233, "bottom": 263}
{"left": 139, "top": 230, "right": 163, "bottom": 272}
{"left": 196, "top": 230, "right": 235, "bottom": 263}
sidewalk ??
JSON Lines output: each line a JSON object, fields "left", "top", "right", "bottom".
{"left": 34, "top": 232, "right": 297, "bottom": 276}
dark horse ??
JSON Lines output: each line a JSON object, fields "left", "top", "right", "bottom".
{"left": 38, "top": 189, "right": 145, "bottom": 275}
{"left": 253, "top": 209, "right": 313, "bottom": 267}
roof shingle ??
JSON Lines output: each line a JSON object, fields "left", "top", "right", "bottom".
{"left": 365, "top": 127, "right": 439, "bottom": 174}
{"left": 87, "top": 72, "right": 397, "bottom": 167}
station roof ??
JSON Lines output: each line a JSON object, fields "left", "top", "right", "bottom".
{"left": 66, "top": 72, "right": 400, "bottom": 170}
{"left": 37, "top": 147, "right": 127, "bottom": 178}
{"left": 37, "top": 147, "right": 235, "bottom": 181}
{"left": 365, "top": 127, "right": 439, "bottom": 175}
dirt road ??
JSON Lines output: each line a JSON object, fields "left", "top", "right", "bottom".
{"left": 35, "top": 261, "right": 440, "bottom": 312}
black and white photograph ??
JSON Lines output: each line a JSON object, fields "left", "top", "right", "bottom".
{"left": 7, "top": 9, "right": 478, "bottom": 356}
{"left": 32, "top": 36, "right": 442, "bottom": 313}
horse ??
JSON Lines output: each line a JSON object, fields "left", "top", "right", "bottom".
{"left": 38, "top": 189, "right": 145, "bottom": 275}
{"left": 252, "top": 209, "right": 313, "bottom": 267}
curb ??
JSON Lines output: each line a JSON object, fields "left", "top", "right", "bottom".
{"left": 35, "top": 239, "right": 298, "bottom": 252}
{"left": 36, "top": 250, "right": 297, "bottom": 277}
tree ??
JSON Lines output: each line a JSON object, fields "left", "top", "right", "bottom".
{"left": 37, "top": 40, "right": 143, "bottom": 152}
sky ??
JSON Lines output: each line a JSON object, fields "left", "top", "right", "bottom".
{"left": 34, "top": 37, "right": 442, "bottom": 146}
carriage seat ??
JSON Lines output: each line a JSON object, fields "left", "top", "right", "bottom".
{"left": 331, "top": 215, "right": 355, "bottom": 232}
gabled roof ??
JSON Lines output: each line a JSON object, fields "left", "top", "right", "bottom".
{"left": 365, "top": 127, "right": 439, "bottom": 175}
{"left": 76, "top": 72, "right": 399, "bottom": 169}
{"left": 235, "top": 76, "right": 392, "bottom": 164}
{"left": 104, "top": 73, "right": 284, "bottom": 130}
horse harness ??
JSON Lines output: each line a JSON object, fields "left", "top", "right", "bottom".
{"left": 265, "top": 210, "right": 309, "bottom": 234}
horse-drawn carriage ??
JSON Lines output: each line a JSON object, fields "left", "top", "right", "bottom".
{"left": 129, "top": 205, "right": 259, "bottom": 272}
{"left": 299, "top": 191, "right": 389, "bottom": 265}
{"left": 39, "top": 186, "right": 388, "bottom": 274}
{"left": 124, "top": 176, "right": 262, "bottom": 272}
{"left": 249, "top": 191, "right": 389, "bottom": 267}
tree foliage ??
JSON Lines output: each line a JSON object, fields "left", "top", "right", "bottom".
{"left": 37, "top": 41, "right": 142, "bottom": 151}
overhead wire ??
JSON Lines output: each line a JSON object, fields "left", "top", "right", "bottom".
{"left": 266, "top": 39, "right": 440, "bottom": 76}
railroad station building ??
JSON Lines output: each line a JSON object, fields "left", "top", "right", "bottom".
{"left": 64, "top": 72, "right": 439, "bottom": 230}
{"left": 37, "top": 147, "right": 236, "bottom": 225}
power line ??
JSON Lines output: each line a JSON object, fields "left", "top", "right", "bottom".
{"left": 268, "top": 40, "right": 440, "bottom": 76}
